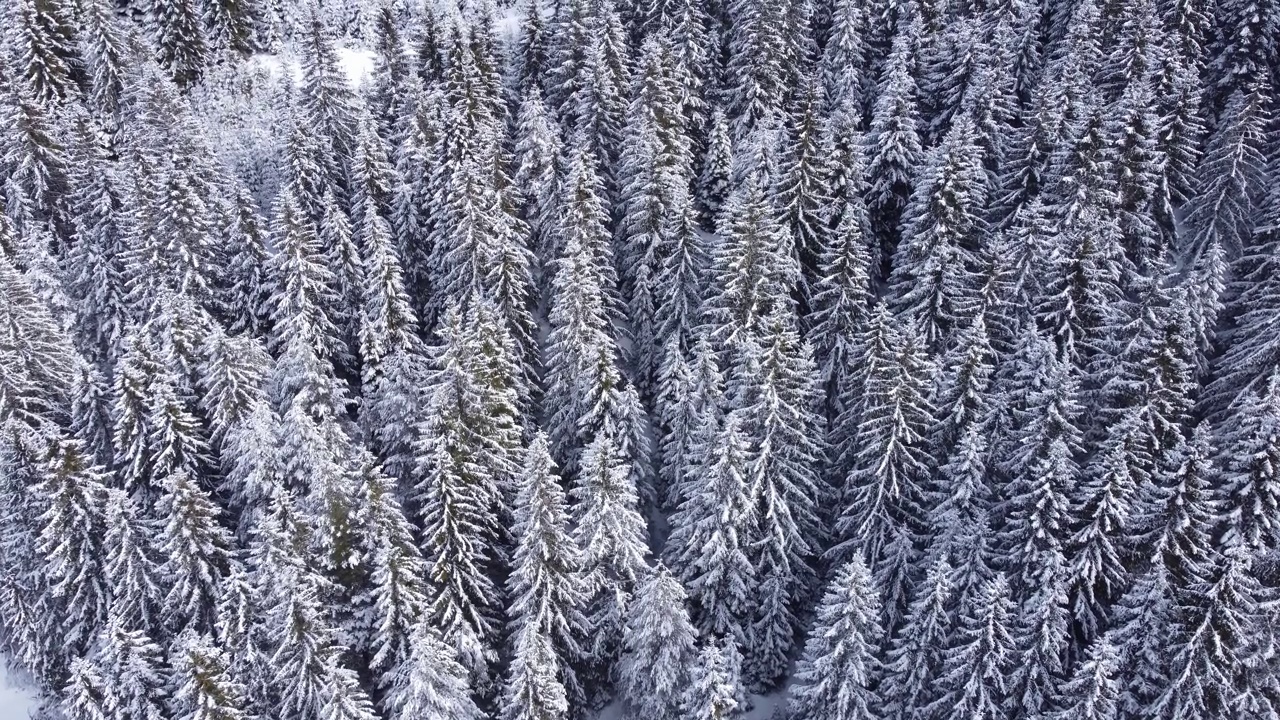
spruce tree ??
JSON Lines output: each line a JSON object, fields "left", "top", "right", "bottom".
{"left": 148, "top": 0, "right": 208, "bottom": 87}
{"left": 572, "top": 432, "right": 650, "bottom": 680}
{"left": 619, "top": 565, "right": 700, "bottom": 720}
{"left": 507, "top": 434, "right": 589, "bottom": 706}
{"left": 787, "top": 557, "right": 882, "bottom": 720}
{"left": 666, "top": 411, "right": 755, "bottom": 644}
{"left": 385, "top": 625, "right": 484, "bottom": 720}
{"left": 926, "top": 575, "right": 1016, "bottom": 720}
{"left": 880, "top": 559, "right": 952, "bottom": 720}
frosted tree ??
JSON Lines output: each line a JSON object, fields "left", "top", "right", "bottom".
{"left": 666, "top": 411, "right": 755, "bottom": 644}
{"left": 156, "top": 470, "right": 232, "bottom": 633}
{"left": 413, "top": 308, "right": 509, "bottom": 678}
{"left": 833, "top": 312, "right": 932, "bottom": 573}
{"left": 6, "top": 0, "right": 77, "bottom": 106}
{"left": 171, "top": 631, "right": 252, "bottom": 720}
{"left": 504, "top": 624, "right": 570, "bottom": 720}
{"left": 506, "top": 434, "right": 589, "bottom": 706}
{"left": 93, "top": 619, "right": 171, "bottom": 720}
{"left": 925, "top": 575, "right": 1015, "bottom": 720}
{"left": 787, "top": 556, "right": 882, "bottom": 720}
{"left": 149, "top": 0, "right": 208, "bottom": 87}
{"left": 865, "top": 15, "right": 924, "bottom": 252}
{"left": 573, "top": 432, "right": 650, "bottom": 680}
{"left": 352, "top": 452, "right": 429, "bottom": 685}
{"left": 880, "top": 558, "right": 953, "bottom": 720}
{"left": 1051, "top": 636, "right": 1120, "bottom": 720}
{"left": 1215, "top": 371, "right": 1280, "bottom": 553}
{"left": 732, "top": 311, "right": 825, "bottom": 687}
{"left": 385, "top": 625, "right": 484, "bottom": 720}
{"left": 1181, "top": 84, "right": 1270, "bottom": 263}
{"left": 887, "top": 113, "right": 985, "bottom": 348}
{"left": 702, "top": 168, "right": 799, "bottom": 349}
{"left": 31, "top": 435, "right": 109, "bottom": 661}
{"left": 619, "top": 565, "right": 699, "bottom": 720}
{"left": 683, "top": 639, "right": 743, "bottom": 720}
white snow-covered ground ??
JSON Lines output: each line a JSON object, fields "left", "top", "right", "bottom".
{"left": 0, "top": 666, "right": 36, "bottom": 720}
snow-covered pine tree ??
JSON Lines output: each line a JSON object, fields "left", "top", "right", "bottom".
{"left": 171, "top": 631, "right": 252, "bottom": 720}
{"left": 156, "top": 470, "right": 232, "bottom": 633}
{"left": 148, "top": 0, "right": 208, "bottom": 87}
{"left": 1214, "top": 370, "right": 1280, "bottom": 553}
{"left": 506, "top": 434, "right": 589, "bottom": 707}
{"left": 618, "top": 565, "right": 699, "bottom": 720}
{"left": 832, "top": 309, "right": 932, "bottom": 580}
{"left": 413, "top": 306, "right": 510, "bottom": 680}
{"left": 703, "top": 170, "right": 799, "bottom": 349}
{"left": 351, "top": 451, "right": 429, "bottom": 687}
{"left": 666, "top": 411, "right": 755, "bottom": 644}
{"left": 925, "top": 575, "right": 1016, "bottom": 720}
{"left": 865, "top": 14, "right": 924, "bottom": 261}
{"left": 1180, "top": 83, "right": 1271, "bottom": 264}
{"left": 385, "top": 625, "right": 484, "bottom": 720}
{"left": 880, "top": 558, "right": 952, "bottom": 720}
{"left": 787, "top": 556, "right": 882, "bottom": 720}
{"left": 683, "top": 639, "right": 743, "bottom": 720}
{"left": 1050, "top": 635, "right": 1120, "bottom": 720}
{"left": 730, "top": 309, "right": 825, "bottom": 687}
{"left": 6, "top": 0, "right": 78, "bottom": 106}
{"left": 504, "top": 623, "right": 571, "bottom": 720}
{"left": 887, "top": 113, "right": 985, "bottom": 349}
{"left": 572, "top": 432, "right": 650, "bottom": 687}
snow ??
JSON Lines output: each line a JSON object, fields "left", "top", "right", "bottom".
{"left": 0, "top": 666, "right": 36, "bottom": 720}
{"left": 336, "top": 47, "right": 377, "bottom": 87}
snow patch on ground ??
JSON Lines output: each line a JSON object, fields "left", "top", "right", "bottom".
{"left": 336, "top": 47, "right": 377, "bottom": 87}
{"left": 0, "top": 666, "right": 37, "bottom": 720}
{"left": 247, "top": 46, "right": 376, "bottom": 89}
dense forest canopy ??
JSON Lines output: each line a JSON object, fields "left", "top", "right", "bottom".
{"left": 1, "top": 0, "right": 1279, "bottom": 718}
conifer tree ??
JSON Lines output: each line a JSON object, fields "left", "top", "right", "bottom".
{"left": 833, "top": 313, "right": 932, "bottom": 571}
{"left": 888, "top": 114, "right": 985, "bottom": 348}
{"left": 724, "top": 0, "right": 787, "bottom": 137}
{"left": 865, "top": 16, "right": 924, "bottom": 256}
{"left": 507, "top": 434, "right": 589, "bottom": 706}
{"left": 172, "top": 632, "right": 252, "bottom": 720}
{"left": 573, "top": 431, "right": 650, "bottom": 652}
{"left": 352, "top": 452, "right": 429, "bottom": 685}
{"left": 684, "top": 639, "right": 743, "bottom": 720}
{"left": 732, "top": 310, "right": 825, "bottom": 687}
{"left": 879, "top": 559, "right": 952, "bottom": 720}
{"left": 413, "top": 308, "right": 509, "bottom": 677}
{"left": 504, "top": 623, "right": 571, "bottom": 720}
{"left": 788, "top": 556, "right": 882, "bottom": 720}
{"left": 1215, "top": 371, "right": 1280, "bottom": 553}
{"left": 926, "top": 575, "right": 1015, "bottom": 720}
{"left": 809, "top": 167, "right": 874, "bottom": 419}
{"left": 34, "top": 435, "right": 109, "bottom": 659}
{"left": 619, "top": 565, "right": 699, "bottom": 720}
{"left": 93, "top": 619, "right": 171, "bottom": 720}
{"left": 148, "top": 0, "right": 208, "bottom": 86}
{"left": 102, "top": 489, "right": 161, "bottom": 634}
{"left": 6, "top": 0, "right": 78, "bottom": 106}
{"left": 386, "top": 625, "right": 484, "bottom": 720}
{"left": 775, "top": 78, "right": 832, "bottom": 300}
{"left": 1052, "top": 636, "right": 1120, "bottom": 720}
{"left": 666, "top": 411, "right": 755, "bottom": 643}
{"left": 703, "top": 171, "right": 799, "bottom": 348}
{"left": 203, "top": 0, "right": 259, "bottom": 56}
{"left": 157, "top": 470, "right": 232, "bottom": 633}
{"left": 1005, "top": 549, "right": 1071, "bottom": 720}
{"left": 1181, "top": 84, "right": 1271, "bottom": 263}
